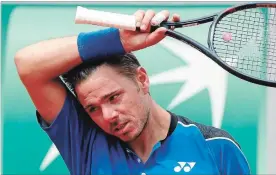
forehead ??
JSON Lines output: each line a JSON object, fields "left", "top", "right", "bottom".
{"left": 75, "top": 65, "right": 132, "bottom": 99}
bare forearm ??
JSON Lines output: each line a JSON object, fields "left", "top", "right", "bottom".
{"left": 15, "top": 36, "right": 82, "bottom": 83}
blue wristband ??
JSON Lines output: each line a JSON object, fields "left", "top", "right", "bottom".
{"left": 77, "top": 28, "right": 126, "bottom": 62}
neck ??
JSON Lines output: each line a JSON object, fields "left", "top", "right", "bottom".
{"left": 127, "top": 100, "right": 171, "bottom": 162}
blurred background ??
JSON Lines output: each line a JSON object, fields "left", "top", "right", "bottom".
{"left": 1, "top": 1, "right": 276, "bottom": 174}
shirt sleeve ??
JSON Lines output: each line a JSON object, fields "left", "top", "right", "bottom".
{"left": 207, "top": 138, "right": 251, "bottom": 175}
{"left": 36, "top": 89, "right": 98, "bottom": 174}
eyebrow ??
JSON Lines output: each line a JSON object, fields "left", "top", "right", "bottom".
{"left": 84, "top": 89, "right": 120, "bottom": 110}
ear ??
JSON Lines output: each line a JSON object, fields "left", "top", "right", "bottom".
{"left": 136, "top": 67, "right": 150, "bottom": 94}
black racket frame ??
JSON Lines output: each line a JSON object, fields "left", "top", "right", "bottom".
{"left": 159, "top": 2, "right": 276, "bottom": 87}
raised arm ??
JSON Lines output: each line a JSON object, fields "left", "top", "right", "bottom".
{"left": 15, "top": 36, "right": 82, "bottom": 124}
{"left": 14, "top": 9, "right": 172, "bottom": 125}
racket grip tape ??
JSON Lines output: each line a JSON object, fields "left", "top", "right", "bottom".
{"left": 75, "top": 6, "right": 137, "bottom": 31}
{"left": 75, "top": 6, "right": 167, "bottom": 32}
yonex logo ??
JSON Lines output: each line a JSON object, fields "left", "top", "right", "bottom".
{"left": 174, "top": 162, "right": 196, "bottom": 173}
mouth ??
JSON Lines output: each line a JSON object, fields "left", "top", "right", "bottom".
{"left": 114, "top": 122, "right": 128, "bottom": 134}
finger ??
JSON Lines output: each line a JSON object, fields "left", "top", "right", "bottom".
{"left": 140, "top": 9, "right": 155, "bottom": 32}
{"left": 170, "top": 13, "right": 181, "bottom": 30}
{"left": 134, "top": 9, "right": 145, "bottom": 28}
{"left": 145, "top": 27, "right": 167, "bottom": 46}
{"left": 151, "top": 10, "right": 170, "bottom": 26}
{"left": 172, "top": 13, "right": 180, "bottom": 22}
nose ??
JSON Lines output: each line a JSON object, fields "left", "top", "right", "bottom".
{"left": 101, "top": 104, "right": 118, "bottom": 122}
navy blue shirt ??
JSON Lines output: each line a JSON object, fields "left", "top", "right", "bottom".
{"left": 37, "top": 90, "right": 250, "bottom": 175}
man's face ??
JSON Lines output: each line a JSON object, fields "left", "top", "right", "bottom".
{"left": 75, "top": 65, "right": 150, "bottom": 142}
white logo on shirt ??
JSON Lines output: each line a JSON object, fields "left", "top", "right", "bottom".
{"left": 174, "top": 162, "right": 196, "bottom": 173}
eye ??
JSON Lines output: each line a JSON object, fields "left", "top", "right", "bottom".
{"left": 89, "top": 106, "right": 98, "bottom": 113}
{"left": 109, "top": 94, "right": 119, "bottom": 102}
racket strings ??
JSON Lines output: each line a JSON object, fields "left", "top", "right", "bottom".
{"left": 212, "top": 7, "right": 276, "bottom": 82}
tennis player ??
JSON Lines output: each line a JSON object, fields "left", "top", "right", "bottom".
{"left": 15, "top": 9, "right": 250, "bottom": 175}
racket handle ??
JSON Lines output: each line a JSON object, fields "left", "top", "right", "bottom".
{"left": 75, "top": 6, "right": 137, "bottom": 31}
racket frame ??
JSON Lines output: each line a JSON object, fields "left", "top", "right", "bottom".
{"left": 162, "top": 2, "right": 276, "bottom": 87}
{"left": 74, "top": 2, "right": 276, "bottom": 87}
{"left": 208, "top": 2, "right": 276, "bottom": 87}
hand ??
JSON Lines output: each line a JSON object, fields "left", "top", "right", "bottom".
{"left": 119, "top": 9, "right": 181, "bottom": 53}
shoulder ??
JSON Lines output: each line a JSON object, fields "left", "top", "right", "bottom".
{"left": 174, "top": 114, "right": 250, "bottom": 173}
{"left": 175, "top": 114, "right": 240, "bottom": 148}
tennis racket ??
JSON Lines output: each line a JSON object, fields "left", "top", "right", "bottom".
{"left": 75, "top": 2, "right": 276, "bottom": 87}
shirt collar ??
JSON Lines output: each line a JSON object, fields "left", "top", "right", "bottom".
{"left": 160, "top": 111, "right": 178, "bottom": 144}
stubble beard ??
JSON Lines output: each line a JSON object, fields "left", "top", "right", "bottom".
{"left": 125, "top": 107, "right": 151, "bottom": 143}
